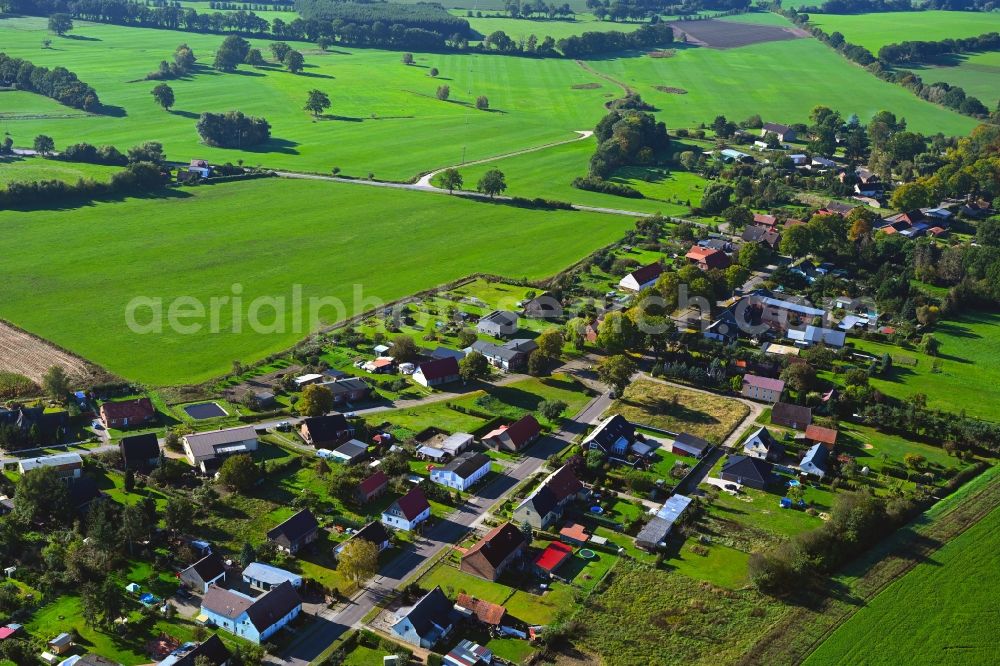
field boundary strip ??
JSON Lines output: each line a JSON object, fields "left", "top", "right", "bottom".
{"left": 738, "top": 465, "right": 1000, "bottom": 666}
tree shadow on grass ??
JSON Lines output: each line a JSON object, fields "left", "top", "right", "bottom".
{"left": 317, "top": 114, "right": 363, "bottom": 122}
{"left": 296, "top": 69, "right": 336, "bottom": 80}
{"left": 98, "top": 104, "right": 127, "bottom": 117}
{"left": 63, "top": 33, "right": 101, "bottom": 41}
{"left": 168, "top": 109, "right": 199, "bottom": 119}
{"left": 6, "top": 187, "right": 195, "bottom": 213}
{"left": 242, "top": 137, "right": 300, "bottom": 155}
{"left": 230, "top": 68, "right": 266, "bottom": 77}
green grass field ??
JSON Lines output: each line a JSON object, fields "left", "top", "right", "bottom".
{"left": 809, "top": 10, "right": 1000, "bottom": 54}
{"left": 0, "top": 178, "right": 631, "bottom": 385}
{"left": 0, "top": 155, "right": 121, "bottom": 186}
{"left": 846, "top": 312, "right": 1000, "bottom": 421}
{"left": 588, "top": 28, "right": 978, "bottom": 137}
{"left": 805, "top": 504, "right": 1000, "bottom": 665}
{"left": 0, "top": 17, "right": 611, "bottom": 181}
{"left": 433, "top": 136, "right": 706, "bottom": 215}
{"left": 906, "top": 50, "right": 1000, "bottom": 107}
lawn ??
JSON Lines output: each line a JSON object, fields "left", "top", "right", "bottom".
{"left": 0, "top": 17, "right": 613, "bottom": 180}
{"left": 0, "top": 178, "right": 631, "bottom": 385}
{"left": 805, "top": 504, "right": 1000, "bottom": 666}
{"left": 0, "top": 155, "right": 121, "bottom": 186}
{"left": 436, "top": 137, "right": 706, "bottom": 216}
{"left": 26, "top": 594, "right": 203, "bottom": 666}
{"left": 587, "top": 27, "right": 977, "bottom": 137}
{"left": 418, "top": 561, "right": 572, "bottom": 625}
{"left": 573, "top": 559, "right": 788, "bottom": 666}
{"left": 846, "top": 311, "right": 1000, "bottom": 421}
{"left": 606, "top": 380, "right": 750, "bottom": 444}
{"left": 809, "top": 11, "right": 1000, "bottom": 54}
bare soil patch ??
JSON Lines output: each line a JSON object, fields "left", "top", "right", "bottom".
{"left": 647, "top": 49, "right": 677, "bottom": 58}
{"left": 0, "top": 319, "right": 94, "bottom": 383}
{"left": 571, "top": 82, "right": 602, "bottom": 89}
{"left": 668, "top": 19, "right": 805, "bottom": 49}
{"left": 654, "top": 85, "right": 688, "bottom": 94}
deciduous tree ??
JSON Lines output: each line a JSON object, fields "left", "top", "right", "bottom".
{"left": 597, "top": 354, "right": 636, "bottom": 397}
{"left": 151, "top": 83, "right": 175, "bottom": 111}
{"left": 298, "top": 384, "right": 334, "bottom": 417}
{"left": 477, "top": 168, "right": 507, "bottom": 198}
{"left": 440, "top": 168, "right": 463, "bottom": 193}
{"left": 218, "top": 454, "right": 259, "bottom": 492}
{"left": 338, "top": 538, "right": 378, "bottom": 587}
{"left": 459, "top": 350, "right": 490, "bottom": 382}
{"left": 48, "top": 13, "right": 73, "bottom": 36}
{"left": 304, "top": 89, "right": 331, "bottom": 117}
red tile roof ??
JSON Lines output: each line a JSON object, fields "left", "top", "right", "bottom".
{"left": 805, "top": 425, "right": 838, "bottom": 448}
{"left": 394, "top": 487, "right": 430, "bottom": 521}
{"left": 100, "top": 398, "right": 155, "bottom": 422}
{"left": 534, "top": 541, "right": 573, "bottom": 572}
{"left": 456, "top": 594, "right": 507, "bottom": 625}
{"left": 417, "top": 357, "right": 460, "bottom": 381}
{"left": 626, "top": 262, "right": 663, "bottom": 286}
{"left": 463, "top": 522, "right": 527, "bottom": 569}
{"left": 486, "top": 414, "right": 541, "bottom": 448}
{"left": 559, "top": 522, "right": 588, "bottom": 542}
{"left": 358, "top": 470, "right": 388, "bottom": 497}
{"left": 754, "top": 213, "right": 777, "bottom": 227}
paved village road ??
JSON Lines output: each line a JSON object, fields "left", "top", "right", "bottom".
{"left": 265, "top": 390, "right": 612, "bottom": 666}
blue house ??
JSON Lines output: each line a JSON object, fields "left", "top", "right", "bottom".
{"left": 200, "top": 581, "right": 301, "bottom": 644}
{"left": 390, "top": 586, "right": 455, "bottom": 648}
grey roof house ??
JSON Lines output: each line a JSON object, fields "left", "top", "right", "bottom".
{"left": 476, "top": 310, "right": 519, "bottom": 338}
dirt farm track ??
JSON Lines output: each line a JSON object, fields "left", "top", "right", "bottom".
{"left": 0, "top": 319, "right": 93, "bottom": 383}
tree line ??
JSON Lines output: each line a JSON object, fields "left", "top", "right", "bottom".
{"left": 798, "top": 0, "right": 996, "bottom": 12}
{"left": 0, "top": 52, "right": 101, "bottom": 112}
{"left": 294, "top": 0, "right": 473, "bottom": 38}
{"left": 557, "top": 22, "right": 674, "bottom": 58}
{"left": 0, "top": 141, "right": 168, "bottom": 209}
{"left": 6, "top": 0, "right": 673, "bottom": 58}
{"left": 877, "top": 31, "right": 1000, "bottom": 65}
{"left": 783, "top": 9, "right": 999, "bottom": 122}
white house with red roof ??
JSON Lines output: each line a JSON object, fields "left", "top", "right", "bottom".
{"left": 618, "top": 262, "right": 663, "bottom": 292}
{"left": 381, "top": 487, "right": 431, "bottom": 531}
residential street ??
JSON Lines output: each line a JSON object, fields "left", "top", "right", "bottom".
{"left": 263, "top": 390, "right": 612, "bottom": 666}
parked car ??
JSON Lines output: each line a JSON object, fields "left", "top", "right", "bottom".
{"left": 276, "top": 421, "right": 292, "bottom": 432}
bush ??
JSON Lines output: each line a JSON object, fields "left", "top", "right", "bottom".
{"left": 572, "top": 176, "right": 644, "bottom": 198}
{"left": 196, "top": 110, "right": 271, "bottom": 148}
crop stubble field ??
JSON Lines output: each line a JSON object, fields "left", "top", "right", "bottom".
{"left": 0, "top": 320, "right": 92, "bottom": 383}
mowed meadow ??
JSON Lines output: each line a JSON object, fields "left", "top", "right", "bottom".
{"left": 0, "top": 11, "right": 981, "bottom": 185}
{"left": 804, "top": 505, "right": 1000, "bottom": 665}
{"left": 588, "top": 15, "right": 977, "bottom": 136}
{"left": 0, "top": 16, "right": 611, "bottom": 180}
{"left": 0, "top": 178, "right": 631, "bottom": 385}
{"left": 809, "top": 10, "right": 1000, "bottom": 54}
